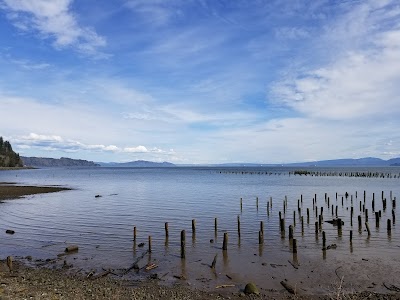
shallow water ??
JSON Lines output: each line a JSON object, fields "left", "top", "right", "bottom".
{"left": 0, "top": 166, "right": 399, "bottom": 293}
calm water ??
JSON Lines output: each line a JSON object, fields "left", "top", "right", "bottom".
{"left": 1, "top": 166, "right": 399, "bottom": 291}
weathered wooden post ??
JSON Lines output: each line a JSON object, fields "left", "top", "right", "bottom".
{"left": 259, "top": 230, "right": 264, "bottom": 244}
{"left": 322, "top": 231, "right": 326, "bottom": 249}
{"left": 192, "top": 219, "right": 196, "bottom": 233}
{"left": 315, "top": 221, "right": 318, "bottom": 234}
{"left": 211, "top": 254, "right": 217, "bottom": 269}
{"left": 256, "top": 196, "right": 259, "bottom": 210}
{"left": 293, "top": 239, "right": 297, "bottom": 253}
{"left": 365, "top": 222, "right": 371, "bottom": 236}
{"left": 240, "top": 197, "right": 243, "bottom": 211}
{"left": 301, "top": 216, "right": 304, "bottom": 235}
{"left": 393, "top": 209, "right": 396, "bottom": 224}
{"left": 375, "top": 212, "right": 379, "bottom": 227}
{"left": 148, "top": 236, "right": 152, "bottom": 253}
{"left": 237, "top": 215, "right": 241, "bottom": 237}
{"left": 133, "top": 226, "right": 137, "bottom": 241}
{"left": 387, "top": 219, "right": 392, "bottom": 233}
{"left": 222, "top": 232, "right": 228, "bottom": 251}
{"left": 293, "top": 211, "right": 296, "bottom": 226}
{"left": 318, "top": 214, "right": 322, "bottom": 229}
{"left": 260, "top": 221, "right": 264, "bottom": 235}
{"left": 365, "top": 209, "right": 368, "bottom": 222}
{"left": 181, "top": 230, "right": 186, "bottom": 258}
{"left": 307, "top": 208, "right": 310, "bottom": 223}
{"left": 358, "top": 215, "right": 362, "bottom": 231}
{"left": 214, "top": 218, "right": 217, "bottom": 233}
{"left": 350, "top": 230, "right": 353, "bottom": 242}
{"left": 289, "top": 225, "right": 293, "bottom": 240}
{"left": 165, "top": 222, "right": 169, "bottom": 237}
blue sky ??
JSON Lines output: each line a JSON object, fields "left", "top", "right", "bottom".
{"left": 0, "top": 0, "right": 399, "bottom": 164}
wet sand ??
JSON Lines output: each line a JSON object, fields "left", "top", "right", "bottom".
{"left": 0, "top": 183, "right": 71, "bottom": 200}
{"left": 0, "top": 258, "right": 399, "bottom": 300}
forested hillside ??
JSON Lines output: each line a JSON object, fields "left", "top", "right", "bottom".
{"left": 0, "top": 137, "right": 23, "bottom": 167}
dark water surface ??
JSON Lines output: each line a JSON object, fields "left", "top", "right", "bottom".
{"left": 1, "top": 166, "right": 399, "bottom": 292}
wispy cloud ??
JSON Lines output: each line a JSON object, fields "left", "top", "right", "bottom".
{"left": 270, "top": 0, "right": 400, "bottom": 120}
{"left": 0, "top": 0, "right": 107, "bottom": 57}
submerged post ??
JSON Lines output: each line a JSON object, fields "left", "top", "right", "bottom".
{"left": 133, "top": 226, "right": 137, "bottom": 241}
{"left": 214, "top": 218, "right": 217, "bottom": 233}
{"left": 192, "top": 219, "right": 196, "bottom": 233}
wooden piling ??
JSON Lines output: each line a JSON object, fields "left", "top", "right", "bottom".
{"left": 315, "top": 222, "right": 318, "bottom": 234}
{"left": 301, "top": 216, "right": 304, "bottom": 234}
{"left": 240, "top": 198, "right": 243, "bottom": 211}
{"left": 211, "top": 254, "right": 217, "bottom": 269}
{"left": 322, "top": 231, "right": 326, "bottom": 249}
{"left": 192, "top": 219, "right": 196, "bottom": 233}
{"left": 214, "top": 218, "right": 217, "bottom": 233}
{"left": 365, "top": 209, "right": 368, "bottom": 222}
{"left": 337, "top": 218, "right": 342, "bottom": 230}
{"left": 222, "top": 232, "right": 228, "bottom": 251}
{"left": 256, "top": 197, "right": 259, "bottom": 210}
{"left": 307, "top": 208, "right": 310, "bottom": 223}
{"left": 365, "top": 222, "right": 371, "bottom": 236}
{"left": 387, "top": 219, "right": 391, "bottom": 232}
{"left": 289, "top": 225, "right": 293, "bottom": 240}
{"left": 260, "top": 221, "right": 264, "bottom": 234}
{"left": 237, "top": 215, "right": 241, "bottom": 237}
{"left": 133, "top": 226, "right": 137, "bottom": 241}
{"left": 165, "top": 222, "right": 169, "bottom": 237}
{"left": 393, "top": 209, "right": 396, "bottom": 224}
{"left": 375, "top": 212, "right": 379, "bottom": 227}
{"left": 350, "top": 230, "right": 353, "bottom": 242}
{"left": 180, "top": 230, "right": 186, "bottom": 258}
{"left": 259, "top": 230, "right": 264, "bottom": 244}
{"left": 293, "top": 239, "right": 297, "bottom": 253}
{"left": 358, "top": 215, "right": 362, "bottom": 231}
{"left": 148, "top": 236, "right": 152, "bottom": 253}
{"left": 293, "top": 211, "right": 296, "bottom": 226}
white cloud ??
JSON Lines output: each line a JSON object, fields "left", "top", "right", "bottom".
{"left": 0, "top": 0, "right": 106, "bottom": 57}
{"left": 123, "top": 146, "right": 148, "bottom": 153}
{"left": 270, "top": 0, "right": 400, "bottom": 120}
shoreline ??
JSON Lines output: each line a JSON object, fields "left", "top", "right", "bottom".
{"left": 1, "top": 258, "right": 399, "bottom": 300}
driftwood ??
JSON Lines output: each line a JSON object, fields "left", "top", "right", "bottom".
{"left": 65, "top": 245, "right": 79, "bottom": 253}
{"left": 216, "top": 284, "right": 235, "bottom": 288}
{"left": 280, "top": 281, "right": 295, "bottom": 294}
{"left": 145, "top": 263, "right": 158, "bottom": 271}
{"left": 123, "top": 250, "right": 149, "bottom": 275}
{"left": 383, "top": 282, "right": 400, "bottom": 292}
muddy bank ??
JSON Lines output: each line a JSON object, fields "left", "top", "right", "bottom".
{"left": 0, "top": 258, "right": 399, "bottom": 300}
{"left": 0, "top": 183, "right": 71, "bottom": 200}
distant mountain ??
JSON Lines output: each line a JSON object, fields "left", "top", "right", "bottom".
{"left": 98, "top": 160, "right": 175, "bottom": 167}
{"left": 22, "top": 156, "right": 100, "bottom": 167}
{"left": 284, "top": 157, "right": 399, "bottom": 167}
{"left": 0, "top": 137, "right": 23, "bottom": 167}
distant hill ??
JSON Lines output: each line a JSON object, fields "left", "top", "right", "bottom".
{"left": 0, "top": 137, "right": 23, "bottom": 167}
{"left": 22, "top": 156, "right": 100, "bottom": 167}
{"left": 284, "top": 157, "right": 400, "bottom": 167}
{"left": 99, "top": 160, "right": 175, "bottom": 167}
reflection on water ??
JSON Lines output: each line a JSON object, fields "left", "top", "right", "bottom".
{"left": 0, "top": 166, "right": 399, "bottom": 291}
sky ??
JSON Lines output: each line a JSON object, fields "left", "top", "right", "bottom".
{"left": 0, "top": 0, "right": 399, "bottom": 164}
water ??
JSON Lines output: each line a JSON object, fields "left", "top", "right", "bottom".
{"left": 1, "top": 166, "right": 399, "bottom": 293}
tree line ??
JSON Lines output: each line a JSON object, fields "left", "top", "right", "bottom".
{"left": 0, "top": 136, "right": 23, "bottom": 167}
